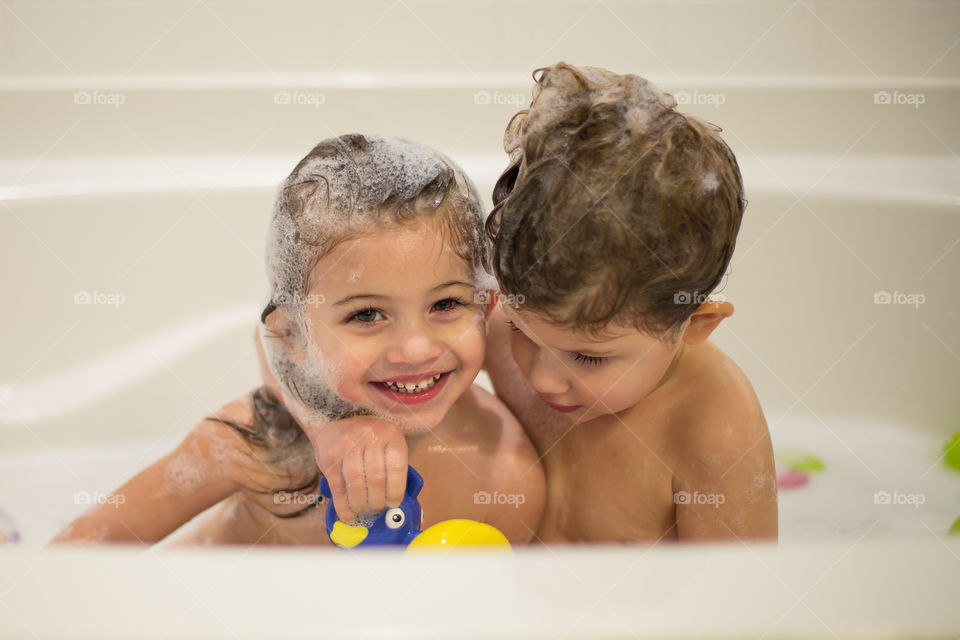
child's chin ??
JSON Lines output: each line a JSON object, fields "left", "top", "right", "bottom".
{"left": 387, "top": 404, "right": 449, "bottom": 435}
{"left": 398, "top": 421, "right": 439, "bottom": 436}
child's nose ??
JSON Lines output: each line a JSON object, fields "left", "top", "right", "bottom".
{"left": 385, "top": 326, "right": 443, "bottom": 365}
{"left": 527, "top": 351, "right": 570, "bottom": 396}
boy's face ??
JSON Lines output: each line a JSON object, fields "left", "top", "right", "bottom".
{"left": 301, "top": 217, "right": 488, "bottom": 434}
{"left": 501, "top": 302, "right": 686, "bottom": 423}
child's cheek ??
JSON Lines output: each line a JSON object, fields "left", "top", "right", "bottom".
{"left": 592, "top": 369, "right": 648, "bottom": 414}
{"left": 310, "top": 338, "right": 372, "bottom": 406}
{"left": 453, "top": 316, "right": 487, "bottom": 376}
{"left": 509, "top": 331, "right": 534, "bottom": 377}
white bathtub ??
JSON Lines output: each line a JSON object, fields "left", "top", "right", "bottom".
{"left": 2, "top": 1, "right": 960, "bottom": 637}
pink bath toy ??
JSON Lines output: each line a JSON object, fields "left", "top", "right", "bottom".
{"left": 776, "top": 463, "right": 809, "bottom": 490}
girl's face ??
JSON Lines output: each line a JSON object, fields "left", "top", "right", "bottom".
{"left": 302, "top": 216, "right": 489, "bottom": 434}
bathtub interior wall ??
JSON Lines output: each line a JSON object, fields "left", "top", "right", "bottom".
{"left": 0, "top": 0, "right": 956, "bottom": 465}
{"left": 0, "top": 0, "right": 957, "bottom": 468}
{"left": 1, "top": 2, "right": 960, "bottom": 159}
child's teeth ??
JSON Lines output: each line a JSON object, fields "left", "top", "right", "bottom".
{"left": 384, "top": 374, "right": 442, "bottom": 394}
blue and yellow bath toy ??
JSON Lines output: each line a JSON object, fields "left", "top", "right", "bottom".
{"left": 319, "top": 466, "right": 424, "bottom": 548}
{"left": 319, "top": 466, "right": 511, "bottom": 550}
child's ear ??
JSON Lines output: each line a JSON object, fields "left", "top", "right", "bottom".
{"left": 681, "top": 300, "right": 734, "bottom": 345}
{"left": 481, "top": 291, "right": 499, "bottom": 319}
{"left": 262, "top": 306, "right": 307, "bottom": 363}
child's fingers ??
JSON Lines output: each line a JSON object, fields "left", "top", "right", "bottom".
{"left": 363, "top": 445, "right": 388, "bottom": 515}
{"left": 384, "top": 440, "right": 408, "bottom": 508}
{"left": 340, "top": 447, "right": 369, "bottom": 522}
{"left": 325, "top": 469, "right": 357, "bottom": 525}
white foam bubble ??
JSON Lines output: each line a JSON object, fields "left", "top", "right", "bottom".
{"left": 162, "top": 452, "right": 206, "bottom": 497}
{"left": 701, "top": 172, "right": 720, "bottom": 192}
{"left": 473, "top": 265, "right": 499, "bottom": 292}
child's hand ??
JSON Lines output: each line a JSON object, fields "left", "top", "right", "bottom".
{"left": 300, "top": 415, "right": 408, "bottom": 525}
{"left": 253, "top": 322, "right": 409, "bottom": 523}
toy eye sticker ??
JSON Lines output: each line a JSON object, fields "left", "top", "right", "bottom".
{"left": 385, "top": 507, "right": 405, "bottom": 529}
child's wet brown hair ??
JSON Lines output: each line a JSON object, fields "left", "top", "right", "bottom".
{"left": 486, "top": 62, "right": 746, "bottom": 343}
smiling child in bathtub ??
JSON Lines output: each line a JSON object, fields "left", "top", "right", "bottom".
{"left": 52, "top": 134, "right": 545, "bottom": 546}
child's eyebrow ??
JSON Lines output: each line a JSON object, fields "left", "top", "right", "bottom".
{"left": 432, "top": 280, "right": 475, "bottom": 291}
{"left": 332, "top": 293, "right": 387, "bottom": 307}
{"left": 332, "top": 281, "right": 475, "bottom": 306}
{"left": 557, "top": 333, "right": 623, "bottom": 356}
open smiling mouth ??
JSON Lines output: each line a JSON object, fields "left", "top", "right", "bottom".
{"left": 372, "top": 371, "right": 451, "bottom": 405}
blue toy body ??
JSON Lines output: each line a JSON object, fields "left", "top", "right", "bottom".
{"left": 319, "top": 466, "right": 425, "bottom": 548}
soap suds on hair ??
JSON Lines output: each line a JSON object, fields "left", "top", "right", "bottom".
{"left": 701, "top": 172, "right": 719, "bottom": 192}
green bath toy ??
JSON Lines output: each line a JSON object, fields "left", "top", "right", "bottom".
{"left": 942, "top": 432, "right": 960, "bottom": 472}
{"left": 776, "top": 450, "right": 825, "bottom": 474}
{"left": 949, "top": 516, "right": 960, "bottom": 536}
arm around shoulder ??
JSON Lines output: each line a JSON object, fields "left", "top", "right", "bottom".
{"left": 50, "top": 400, "right": 250, "bottom": 546}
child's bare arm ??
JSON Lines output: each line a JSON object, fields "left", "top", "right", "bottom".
{"left": 51, "top": 419, "right": 242, "bottom": 545}
{"left": 672, "top": 401, "right": 778, "bottom": 542}
{"left": 52, "top": 385, "right": 328, "bottom": 546}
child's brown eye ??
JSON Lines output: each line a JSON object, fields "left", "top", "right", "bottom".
{"left": 433, "top": 298, "right": 466, "bottom": 312}
{"left": 506, "top": 320, "right": 521, "bottom": 332}
{"left": 574, "top": 353, "right": 606, "bottom": 366}
{"left": 349, "top": 308, "right": 382, "bottom": 323}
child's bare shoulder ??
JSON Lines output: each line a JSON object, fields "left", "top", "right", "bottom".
{"left": 458, "top": 384, "right": 538, "bottom": 454}
{"left": 669, "top": 342, "right": 768, "bottom": 469}
{"left": 183, "top": 393, "right": 260, "bottom": 458}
